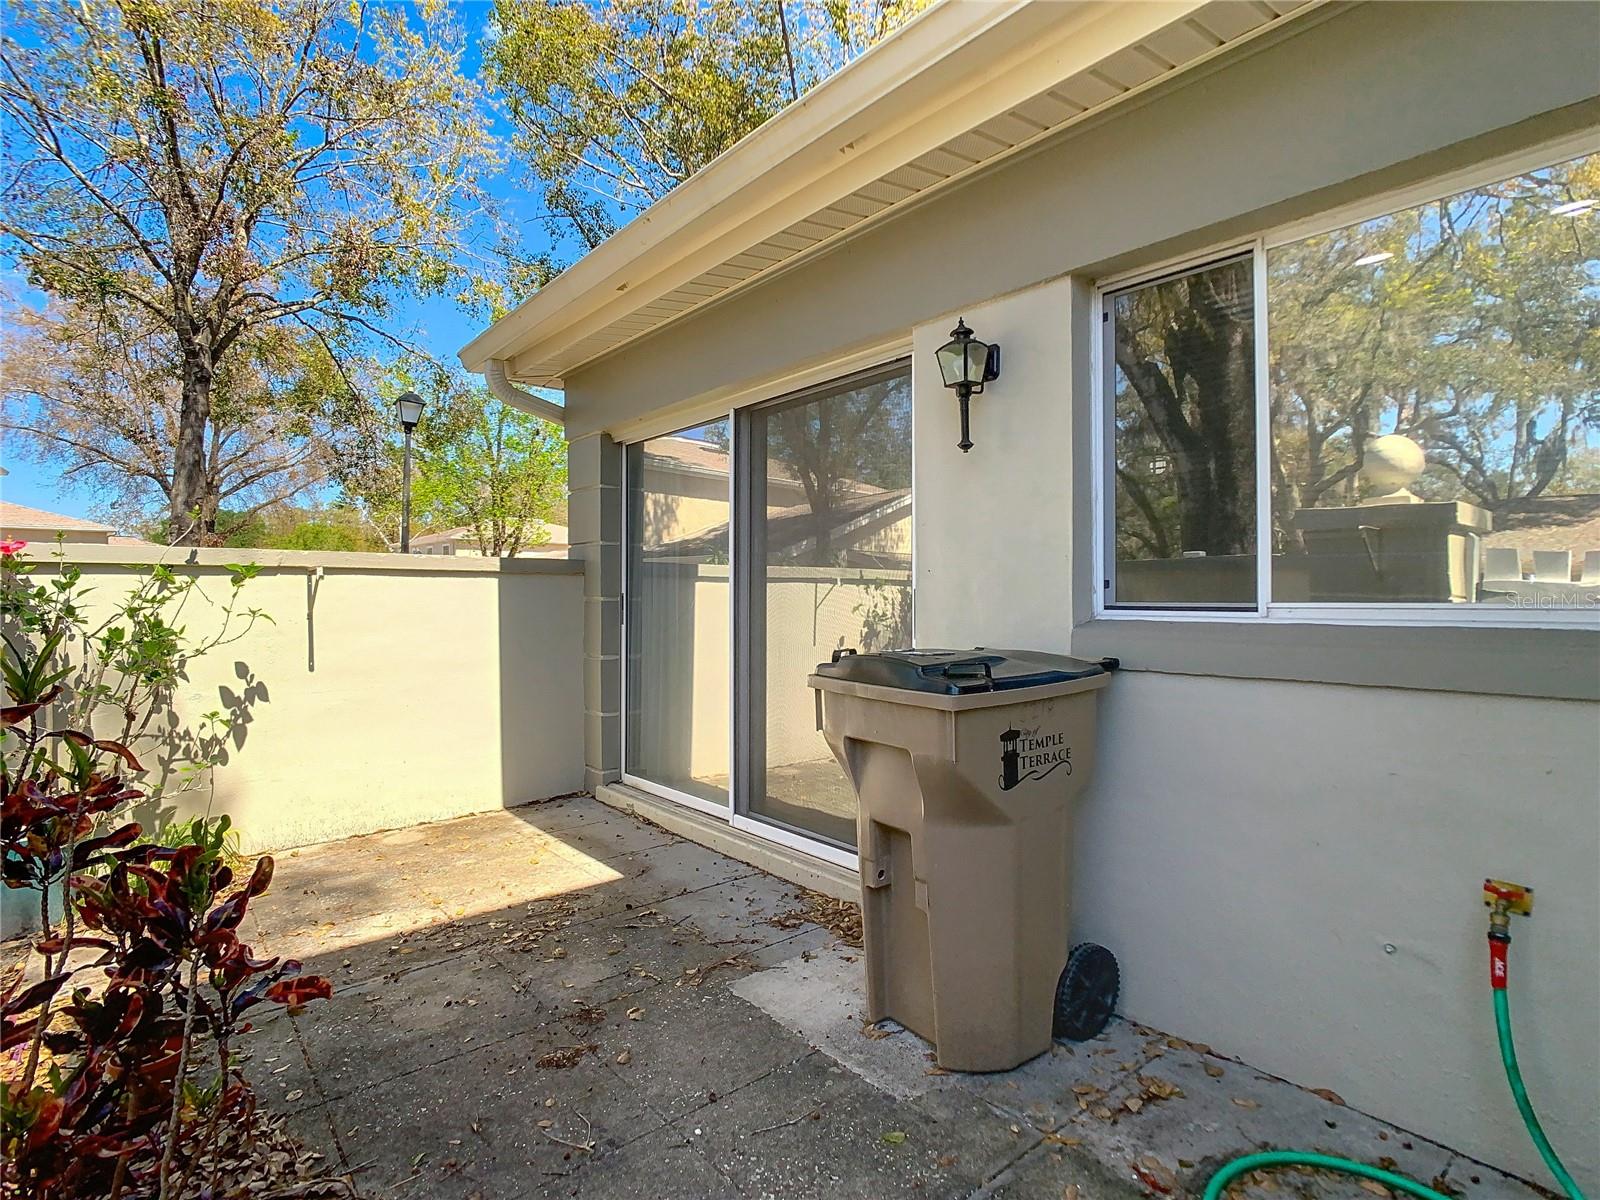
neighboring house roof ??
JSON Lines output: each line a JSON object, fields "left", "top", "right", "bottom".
{"left": 459, "top": 0, "right": 1319, "bottom": 387}
{"left": 411, "top": 524, "right": 569, "bottom": 548}
{"left": 651, "top": 488, "right": 910, "bottom": 568}
{"left": 641, "top": 436, "right": 739, "bottom": 479}
{"left": 0, "top": 500, "right": 116, "bottom": 534}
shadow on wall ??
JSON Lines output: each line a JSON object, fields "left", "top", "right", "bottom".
{"left": 131, "top": 659, "right": 271, "bottom": 839}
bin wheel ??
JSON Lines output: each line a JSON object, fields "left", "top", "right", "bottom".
{"left": 1053, "top": 942, "right": 1119, "bottom": 1042}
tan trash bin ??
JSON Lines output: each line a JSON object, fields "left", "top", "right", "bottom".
{"left": 808, "top": 649, "right": 1117, "bottom": 1072}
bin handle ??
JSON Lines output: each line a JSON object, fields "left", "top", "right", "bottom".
{"left": 831, "top": 647, "right": 858, "bottom": 663}
{"left": 933, "top": 661, "right": 994, "bottom": 690}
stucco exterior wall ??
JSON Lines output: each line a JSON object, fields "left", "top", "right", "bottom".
{"left": 554, "top": 3, "right": 1600, "bottom": 1188}
{"left": 0, "top": 547, "right": 585, "bottom": 886}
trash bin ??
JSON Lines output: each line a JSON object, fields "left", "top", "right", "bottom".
{"left": 808, "top": 648, "right": 1118, "bottom": 1072}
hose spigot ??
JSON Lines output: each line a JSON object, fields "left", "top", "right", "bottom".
{"left": 1482, "top": 879, "right": 1533, "bottom": 990}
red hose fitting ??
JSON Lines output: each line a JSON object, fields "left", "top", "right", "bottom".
{"left": 1488, "top": 931, "right": 1510, "bottom": 990}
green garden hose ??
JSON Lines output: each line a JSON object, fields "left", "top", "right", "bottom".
{"left": 1202, "top": 920, "right": 1587, "bottom": 1200}
{"left": 1492, "top": 987, "right": 1586, "bottom": 1200}
{"left": 1201, "top": 1151, "right": 1452, "bottom": 1200}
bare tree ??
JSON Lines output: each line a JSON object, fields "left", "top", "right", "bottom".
{"left": 1, "top": 0, "right": 492, "bottom": 542}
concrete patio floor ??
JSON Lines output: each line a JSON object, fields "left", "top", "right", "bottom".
{"left": 245, "top": 796, "right": 1546, "bottom": 1200}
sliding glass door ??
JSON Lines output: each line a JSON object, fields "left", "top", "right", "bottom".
{"left": 738, "top": 364, "right": 913, "bottom": 849}
{"left": 623, "top": 422, "right": 732, "bottom": 811}
{"left": 622, "top": 362, "right": 913, "bottom": 856}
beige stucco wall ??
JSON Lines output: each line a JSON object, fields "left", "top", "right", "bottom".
{"left": 556, "top": 3, "right": 1600, "bottom": 1189}
{"left": 1, "top": 546, "right": 585, "bottom": 881}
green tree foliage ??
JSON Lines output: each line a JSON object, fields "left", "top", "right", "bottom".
{"left": 350, "top": 384, "right": 567, "bottom": 557}
{"left": 1268, "top": 153, "right": 1599, "bottom": 535}
{"left": 1, "top": 0, "right": 494, "bottom": 544}
{"left": 483, "top": 0, "right": 931, "bottom": 271}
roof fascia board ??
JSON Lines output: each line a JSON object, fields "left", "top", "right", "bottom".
{"left": 460, "top": 0, "right": 1027, "bottom": 373}
{"left": 463, "top": 1, "right": 1211, "bottom": 379}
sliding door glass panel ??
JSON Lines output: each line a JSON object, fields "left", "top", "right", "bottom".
{"left": 1108, "top": 255, "right": 1257, "bottom": 608}
{"left": 745, "top": 365, "right": 913, "bottom": 847}
{"left": 624, "top": 423, "right": 731, "bottom": 806}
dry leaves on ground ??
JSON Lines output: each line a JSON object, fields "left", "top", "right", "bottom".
{"left": 535, "top": 1043, "right": 600, "bottom": 1069}
{"left": 771, "top": 890, "right": 864, "bottom": 947}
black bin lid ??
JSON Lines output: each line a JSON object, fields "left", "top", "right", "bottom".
{"left": 814, "top": 648, "right": 1115, "bottom": 696}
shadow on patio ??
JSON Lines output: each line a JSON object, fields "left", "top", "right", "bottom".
{"left": 243, "top": 796, "right": 1548, "bottom": 1200}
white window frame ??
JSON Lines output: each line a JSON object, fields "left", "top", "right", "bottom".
{"left": 1091, "top": 132, "right": 1600, "bottom": 631}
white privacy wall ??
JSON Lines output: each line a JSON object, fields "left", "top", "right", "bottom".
{"left": 909, "top": 280, "right": 1600, "bottom": 1192}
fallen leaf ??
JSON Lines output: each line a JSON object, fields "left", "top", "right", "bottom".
{"left": 626, "top": 1006, "right": 645, "bottom": 1021}
{"left": 1139, "top": 1076, "right": 1184, "bottom": 1100}
{"left": 1358, "top": 1181, "right": 1391, "bottom": 1196}
{"left": 935, "top": 1154, "right": 959, "bottom": 1169}
{"left": 1204, "top": 1063, "right": 1225, "bottom": 1078}
{"left": 284, "top": 1090, "right": 304, "bottom": 1103}
{"left": 1232, "top": 1097, "right": 1260, "bottom": 1109}
{"left": 1131, "top": 1155, "right": 1177, "bottom": 1193}
{"left": 1063, "top": 1187, "right": 1082, "bottom": 1200}
{"left": 1124, "top": 1097, "right": 1144, "bottom": 1113}
{"left": 615, "top": 1050, "right": 632, "bottom": 1065}
{"left": 1312, "top": 1087, "right": 1346, "bottom": 1106}
{"left": 881, "top": 1130, "right": 907, "bottom": 1145}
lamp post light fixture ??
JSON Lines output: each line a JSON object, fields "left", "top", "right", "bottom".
{"left": 394, "top": 391, "right": 426, "bottom": 553}
{"left": 935, "top": 318, "right": 1000, "bottom": 452}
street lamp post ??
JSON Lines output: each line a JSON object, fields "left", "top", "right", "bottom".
{"left": 394, "top": 392, "right": 425, "bottom": 553}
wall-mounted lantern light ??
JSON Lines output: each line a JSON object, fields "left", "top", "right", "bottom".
{"left": 935, "top": 318, "right": 1000, "bottom": 452}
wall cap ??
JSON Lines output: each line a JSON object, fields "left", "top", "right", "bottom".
{"left": 17, "top": 543, "right": 584, "bottom": 576}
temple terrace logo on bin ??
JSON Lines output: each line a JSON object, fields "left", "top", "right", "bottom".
{"left": 999, "top": 726, "right": 1071, "bottom": 791}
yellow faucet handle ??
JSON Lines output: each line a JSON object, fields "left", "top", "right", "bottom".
{"left": 1483, "top": 879, "right": 1534, "bottom": 915}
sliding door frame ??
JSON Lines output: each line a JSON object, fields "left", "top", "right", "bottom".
{"left": 730, "top": 360, "right": 913, "bottom": 870}
{"left": 619, "top": 354, "right": 913, "bottom": 870}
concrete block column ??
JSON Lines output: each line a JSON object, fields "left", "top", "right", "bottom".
{"left": 568, "top": 431, "right": 624, "bottom": 791}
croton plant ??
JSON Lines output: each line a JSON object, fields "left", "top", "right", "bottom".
{"left": 2, "top": 542, "right": 331, "bottom": 1198}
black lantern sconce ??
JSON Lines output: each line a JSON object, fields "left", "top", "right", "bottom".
{"left": 935, "top": 318, "right": 1000, "bottom": 452}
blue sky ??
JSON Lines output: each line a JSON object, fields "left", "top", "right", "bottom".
{"left": 1, "top": 2, "right": 551, "bottom": 525}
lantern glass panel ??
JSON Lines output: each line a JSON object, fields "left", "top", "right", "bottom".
{"left": 936, "top": 339, "right": 968, "bottom": 388}
{"left": 965, "top": 339, "right": 991, "bottom": 383}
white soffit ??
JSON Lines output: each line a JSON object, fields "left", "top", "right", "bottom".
{"left": 460, "top": 0, "right": 1322, "bottom": 387}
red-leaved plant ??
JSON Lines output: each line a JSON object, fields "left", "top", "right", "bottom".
{"left": 2, "top": 543, "right": 331, "bottom": 1198}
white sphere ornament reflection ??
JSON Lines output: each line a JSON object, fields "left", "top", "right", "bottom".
{"left": 1360, "top": 434, "right": 1426, "bottom": 504}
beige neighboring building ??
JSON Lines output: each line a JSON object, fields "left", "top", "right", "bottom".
{"left": 410, "top": 522, "right": 571, "bottom": 559}
{"left": 0, "top": 500, "right": 118, "bottom": 545}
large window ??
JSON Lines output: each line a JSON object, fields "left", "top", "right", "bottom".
{"left": 739, "top": 364, "right": 913, "bottom": 849}
{"left": 1101, "top": 149, "right": 1599, "bottom": 618}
